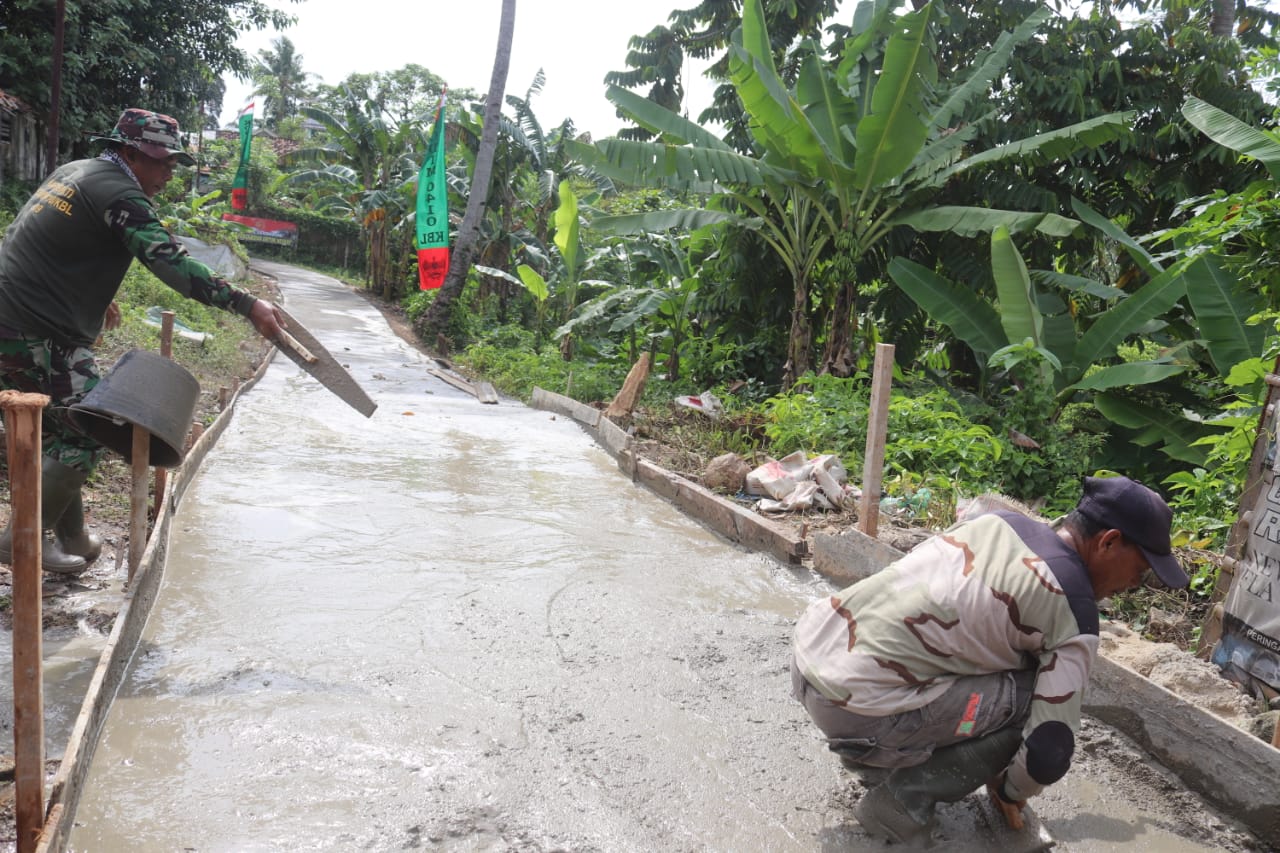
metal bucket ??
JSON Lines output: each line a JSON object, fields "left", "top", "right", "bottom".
{"left": 70, "top": 349, "right": 200, "bottom": 469}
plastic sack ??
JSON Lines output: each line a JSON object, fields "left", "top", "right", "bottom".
{"left": 747, "top": 451, "right": 853, "bottom": 512}
{"left": 674, "top": 390, "right": 724, "bottom": 419}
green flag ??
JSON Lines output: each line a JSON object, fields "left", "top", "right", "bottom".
{"left": 416, "top": 94, "right": 449, "bottom": 290}
{"left": 231, "top": 102, "right": 253, "bottom": 210}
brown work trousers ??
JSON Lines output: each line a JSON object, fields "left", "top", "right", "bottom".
{"left": 791, "top": 657, "right": 1035, "bottom": 769}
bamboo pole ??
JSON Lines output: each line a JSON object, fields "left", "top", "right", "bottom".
{"left": 0, "top": 390, "right": 50, "bottom": 853}
{"left": 858, "top": 343, "right": 895, "bottom": 539}
{"left": 128, "top": 425, "right": 150, "bottom": 582}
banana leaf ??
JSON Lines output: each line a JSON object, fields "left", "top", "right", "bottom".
{"left": 1067, "top": 361, "right": 1188, "bottom": 392}
{"left": 893, "top": 206, "right": 1079, "bottom": 237}
{"left": 1182, "top": 96, "right": 1280, "bottom": 182}
{"left": 1181, "top": 253, "right": 1265, "bottom": 375}
{"left": 1094, "top": 393, "right": 1207, "bottom": 465}
{"left": 853, "top": 2, "right": 937, "bottom": 191}
{"left": 1070, "top": 197, "right": 1162, "bottom": 277}
{"left": 888, "top": 257, "right": 1007, "bottom": 356}
{"left": 1072, "top": 265, "right": 1185, "bottom": 370}
{"left": 991, "top": 226, "right": 1042, "bottom": 352}
{"left": 589, "top": 209, "right": 747, "bottom": 236}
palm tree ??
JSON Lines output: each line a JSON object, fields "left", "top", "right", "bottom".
{"left": 251, "top": 36, "right": 313, "bottom": 128}
{"left": 417, "top": 0, "right": 516, "bottom": 343}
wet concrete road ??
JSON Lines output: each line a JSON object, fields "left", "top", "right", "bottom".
{"left": 66, "top": 261, "right": 1247, "bottom": 852}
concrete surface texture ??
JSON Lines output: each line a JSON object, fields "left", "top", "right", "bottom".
{"left": 64, "top": 261, "right": 1263, "bottom": 852}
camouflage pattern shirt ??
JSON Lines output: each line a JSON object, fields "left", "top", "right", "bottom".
{"left": 793, "top": 510, "right": 1099, "bottom": 799}
{"left": 0, "top": 156, "right": 256, "bottom": 346}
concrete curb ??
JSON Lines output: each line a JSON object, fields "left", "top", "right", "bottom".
{"left": 532, "top": 387, "right": 1280, "bottom": 848}
{"left": 36, "top": 351, "right": 274, "bottom": 853}
{"left": 530, "top": 387, "right": 807, "bottom": 565}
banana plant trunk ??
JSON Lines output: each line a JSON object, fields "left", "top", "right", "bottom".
{"left": 783, "top": 273, "right": 813, "bottom": 389}
{"left": 820, "top": 280, "right": 858, "bottom": 377}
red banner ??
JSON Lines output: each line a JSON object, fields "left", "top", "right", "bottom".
{"left": 222, "top": 213, "right": 298, "bottom": 247}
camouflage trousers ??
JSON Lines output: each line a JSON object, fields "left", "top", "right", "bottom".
{"left": 0, "top": 333, "right": 104, "bottom": 474}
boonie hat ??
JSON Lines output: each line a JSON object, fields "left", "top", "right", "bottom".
{"left": 1076, "top": 476, "right": 1189, "bottom": 588}
{"left": 91, "top": 108, "right": 195, "bottom": 166}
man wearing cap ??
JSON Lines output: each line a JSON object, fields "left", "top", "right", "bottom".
{"left": 0, "top": 107, "right": 286, "bottom": 574}
{"left": 790, "top": 475, "right": 1188, "bottom": 844}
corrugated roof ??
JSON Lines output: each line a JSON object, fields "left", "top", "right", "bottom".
{"left": 0, "top": 89, "right": 32, "bottom": 114}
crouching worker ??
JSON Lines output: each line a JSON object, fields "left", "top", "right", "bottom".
{"left": 790, "top": 476, "right": 1189, "bottom": 843}
{"left": 0, "top": 108, "right": 285, "bottom": 574}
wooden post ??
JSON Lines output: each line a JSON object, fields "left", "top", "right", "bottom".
{"left": 128, "top": 424, "right": 150, "bottom": 582}
{"left": 0, "top": 390, "right": 50, "bottom": 853}
{"left": 153, "top": 312, "right": 174, "bottom": 521}
{"left": 858, "top": 343, "right": 895, "bottom": 539}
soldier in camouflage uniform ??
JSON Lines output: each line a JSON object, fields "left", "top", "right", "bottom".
{"left": 0, "top": 108, "right": 285, "bottom": 573}
{"left": 791, "top": 476, "right": 1189, "bottom": 843}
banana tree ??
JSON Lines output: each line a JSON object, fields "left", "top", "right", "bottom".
{"left": 572, "top": 0, "right": 1134, "bottom": 387}
{"left": 890, "top": 205, "right": 1264, "bottom": 463}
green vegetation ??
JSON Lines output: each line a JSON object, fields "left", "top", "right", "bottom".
{"left": 5, "top": 0, "right": 1280, "bottom": 643}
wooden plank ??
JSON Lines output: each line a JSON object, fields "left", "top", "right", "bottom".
{"left": 475, "top": 381, "right": 499, "bottom": 405}
{"left": 0, "top": 392, "right": 49, "bottom": 853}
{"left": 425, "top": 365, "right": 477, "bottom": 396}
{"left": 128, "top": 425, "right": 149, "bottom": 582}
{"left": 858, "top": 343, "right": 894, "bottom": 538}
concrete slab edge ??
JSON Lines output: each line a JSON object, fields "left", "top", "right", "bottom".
{"left": 36, "top": 351, "right": 273, "bottom": 853}
{"left": 1083, "top": 655, "right": 1280, "bottom": 847}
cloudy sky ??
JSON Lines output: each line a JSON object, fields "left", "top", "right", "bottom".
{"left": 219, "top": 0, "right": 727, "bottom": 137}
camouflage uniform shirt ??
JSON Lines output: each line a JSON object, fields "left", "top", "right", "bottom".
{"left": 793, "top": 510, "right": 1099, "bottom": 800}
{"left": 0, "top": 156, "right": 256, "bottom": 346}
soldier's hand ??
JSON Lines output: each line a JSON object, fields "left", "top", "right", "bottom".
{"left": 986, "top": 773, "right": 1026, "bottom": 830}
{"left": 249, "top": 299, "right": 286, "bottom": 341}
{"left": 103, "top": 301, "right": 122, "bottom": 331}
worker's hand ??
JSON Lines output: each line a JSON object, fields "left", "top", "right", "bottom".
{"left": 248, "top": 299, "right": 286, "bottom": 341}
{"left": 986, "top": 773, "right": 1026, "bottom": 831}
{"left": 103, "top": 301, "right": 121, "bottom": 331}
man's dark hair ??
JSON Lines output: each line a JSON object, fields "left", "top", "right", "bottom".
{"left": 1063, "top": 509, "right": 1106, "bottom": 539}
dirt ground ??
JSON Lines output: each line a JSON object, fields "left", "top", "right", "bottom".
{"left": 0, "top": 267, "right": 1274, "bottom": 849}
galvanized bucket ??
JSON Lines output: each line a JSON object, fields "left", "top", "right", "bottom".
{"left": 70, "top": 349, "right": 200, "bottom": 468}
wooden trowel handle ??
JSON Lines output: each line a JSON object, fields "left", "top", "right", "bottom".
{"left": 277, "top": 329, "right": 318, "bottom": 363}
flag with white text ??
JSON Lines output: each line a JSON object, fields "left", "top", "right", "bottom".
{"left": 416, "top": 93, "right": 449, "bottom": 290}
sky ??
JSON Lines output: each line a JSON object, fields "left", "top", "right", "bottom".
{"left": 219, "top": 0, "right": 724, "bottom": 137}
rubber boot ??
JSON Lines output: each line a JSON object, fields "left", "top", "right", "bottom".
{"left": 0, "top": 457, "right": 90, "bottom": 574}
{"left": 53, "top": 481, "right": 103, "bottom": 565}
{"left": 854, "top": 727, "right": 1023, "bottom": 845}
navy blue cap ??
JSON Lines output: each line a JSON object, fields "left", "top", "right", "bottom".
{"left": 1076, "top": 476, "right": 1189, "bottom": 589}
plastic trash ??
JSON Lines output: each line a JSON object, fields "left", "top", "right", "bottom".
{"left": 746, "top": 450, "right": 854, "bottom": 512}
{"left": 674, "top": 390, "right": 724, "bottom": 419}
{"left": 881, "top": 488, "right": 932, "bottom": 518}
{"left": 143, "top": 306, "right": 208, "bottom": 344}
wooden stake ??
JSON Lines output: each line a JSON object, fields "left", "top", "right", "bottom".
{"left": 0, "top": 390, "right": 50, "bottom": 853}
{"left": 128, "top": 424, "right": 150, "bottom": 582}
{"left": 858, "top": 343, "right": 895, "bottom": 539}
{"left": 604, "top": 352, "right": 652, "bottom": 420}
{"left": 153, "top": 312, "right": 174, "bottom": 521}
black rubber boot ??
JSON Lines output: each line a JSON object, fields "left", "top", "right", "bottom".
{"left": 854, "top": 727, "right": 1023, "bottom": 844}
{"left": 0, "top": 457, "right": 91, "bottom": 575}
{"left": 53, "top": 476, "right": 103, "bottom": 565}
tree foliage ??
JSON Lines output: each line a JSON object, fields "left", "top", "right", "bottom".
{"left": 0, "top": 0, "right": 298, "bottom": 160}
